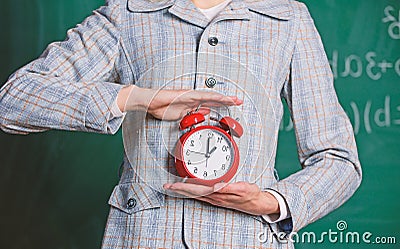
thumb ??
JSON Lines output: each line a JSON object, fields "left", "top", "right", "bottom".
{"left": 197, "top": 107, "right": 211, "bottom": 116}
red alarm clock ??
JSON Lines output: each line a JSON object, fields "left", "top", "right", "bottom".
{"left": 174, "top": 111, "right": 243, "bottom": 186}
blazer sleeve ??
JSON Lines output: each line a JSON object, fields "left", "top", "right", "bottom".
{"left": 269, "top": 2, "right": 362, "bottom": 232}
{"left": 0, "top": 0, "right": 125, "bottom": 135}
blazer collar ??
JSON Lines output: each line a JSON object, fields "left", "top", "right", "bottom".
{"left": 245, "top": 0, "right": 293, "bottom": 20}
{"left": 127, "top": 0, "right": 175, "bottom": 12}
{"left": 127, "top": 0, "right": 293, "bottom": 22}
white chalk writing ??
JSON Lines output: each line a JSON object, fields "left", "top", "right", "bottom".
{"left": 280, "top": 95, "right": 400, "bottom": 135}
{"left": 329, "top": 50, "right": 400, "bottom": 81}
{"left": 382, "top": 5, "right": 400, "bottom": 40}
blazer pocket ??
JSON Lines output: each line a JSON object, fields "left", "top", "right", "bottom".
{"left": 108, "top": 182, "right": 165, "bottom": 214}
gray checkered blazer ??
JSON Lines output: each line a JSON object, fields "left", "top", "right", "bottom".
{"left": 0, "top": 0, "right": 362, "bottom": 248}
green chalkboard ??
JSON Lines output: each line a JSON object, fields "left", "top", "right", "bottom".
{"left": 0, "top": 0, "right": 399, "bottom": 248}
{"left": 275, "top": 1, "right": 400, "bottom": 248}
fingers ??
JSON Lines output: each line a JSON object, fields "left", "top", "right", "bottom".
{"left": 195, "top": 195, "right": 235, "bottom": 208}
{"left": 197, "top": 107, "right": 211, "bottom": 116}
{"left": 171, "top": 90, "right": 243, "bottom": 107}
{"left": 197, "top": 92, "right": 243, "bottom": 107}
{"left": 164, "top": 182, "right": 273, "bottom": 216}
{"left": 130, "top": 87, "right": 243, "bottom": 121}
{"left": 214, "top": 182, "right": 257, "bottom": 195}
{"left": 164, "top": 182, "right": 250, "bottom": 198}
{"left": 164, "top": 182, "right": 215, "bottom": 197}
{"left": 164, "top": 182, "right": 245, "bottom": 204}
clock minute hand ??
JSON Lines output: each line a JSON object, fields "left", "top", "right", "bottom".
{"left": 205, "top": 137, "right": 215, "bottom": 158}
{"left": 206, "top": 137, "right": 211, "bottom": 154}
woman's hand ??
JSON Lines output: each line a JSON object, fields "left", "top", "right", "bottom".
{"left": 163, "top": 181, "right": 280, "bottom": 216}
{"left": 117, "top": 85, "right": 243, "bottom": 120}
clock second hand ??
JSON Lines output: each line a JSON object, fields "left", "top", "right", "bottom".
{"left": 187, "top": 149, "right": 206, "bottom": 156}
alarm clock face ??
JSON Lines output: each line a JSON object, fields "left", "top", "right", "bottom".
{"left": 182, "top": 128, "right": 234, "bottom": 180}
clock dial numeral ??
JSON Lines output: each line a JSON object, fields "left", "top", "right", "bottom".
{"left": 208, "top": 132, "right": 214, "bottom": 138}
{"left": 217, "top": 137, "right": 223, "bottom": 143}
{"left": 214, "top": 170, "right": 217, "bottom": 176}
{"left": 186, "top": 150, "right": 190, "bottom": 156}
{"left": 194, "top": 167, "right": 198, "bottom": 174}
{"left": 222, "top": 145, "right": 229, "bottom": 152}
{"left": 188, "top": 160, "right": 192, "bottom": 165}
{"left": 190, "top": 140, "right": 195, "bottom": 146}
{"left": 222, "top": 164, "right": 226, "bottom": 170}
{"left": 203, "top": 171, "right": 208, "bottom": 177}
{"left": 226, "top": 155, "right": 231, "bottom": 161}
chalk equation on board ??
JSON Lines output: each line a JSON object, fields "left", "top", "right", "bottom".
{"left": 280, "top": 95, "right": 400, "bottom": 135}
{"left": 349, "top": 96, "right": 400, "bottom": 135}
{"left": 382, "top": 5, "right": 400, "bottom": 40}
{"left": 329, "top": 50, "right": 400, "bottom": 81}
{"left": 326, "top": 5, "right": 400, "bottom": 81}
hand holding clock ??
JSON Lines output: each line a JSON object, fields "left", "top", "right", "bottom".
{"left": 118, "top": 86, "right": 279, "bottom": 217}
{"left": 164, "top": 181, "right": 280, "bottom": 216}
{"left": 116, "top": 85, "right": 243, "bottom": 120}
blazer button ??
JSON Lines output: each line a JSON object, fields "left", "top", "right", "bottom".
{"left": 208, "top": 37, "right": 219, "bottom": 46}
{"left": 205, "top": 77, "right": 217, "bottom": 88}
{"left": 127, "top": 198, "right": 137, "bottom": 209}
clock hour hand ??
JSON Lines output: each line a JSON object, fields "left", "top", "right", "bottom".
{"left": 208, "top": 146, "right": 217, "bottom": 155}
